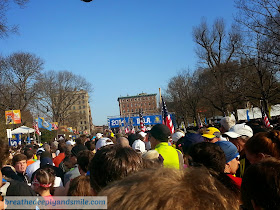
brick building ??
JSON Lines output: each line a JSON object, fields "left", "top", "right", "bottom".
{"left": 117, "top": 93, "right": 158, "bottom": 116}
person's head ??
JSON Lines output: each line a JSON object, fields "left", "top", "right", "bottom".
{"left": 224, "top": 124, "right": 253, "bottom": 153}
{"left": 31, "top": 168, "right": 55, "bottom": 195}
{"left": 89, "top": 145, "right": 143, "bottom": 193}
{"left": 12, "top": 154, "right": 27, "bottom": 173}
{"left": 67, "top": 175, "right": 95, "bottom": 196}
{"left": 0, "top": 138, "right": 12, "bottom": 168}
{"left": 58, "top": 141, "right": 67, "bottom": 153}
{"left": 79, "top": 135, "right": 87, "bottom": 144}
{"left": 136, "top": 132, "right": 147, "bottom": 142}
{"left": 181, "top": 133, "right": 205, "bottom": 154}
{"left": 202, "top": 127, "right": 221, "bottom": 143}
{"left": 77, "top": 150, "right": 94, "bottom": 175}
{"left": 127, "top": 134, "right": 138, "bottom": 146}
{"left": 241, "top": 158, "right": 280, "bottom": 210}
{"left": 42, "top": 143, "right": 51, "bottom": 153}
{"left": 132, "top": 140, "right": 146, "bottom": 154}
{"left": 148, "top": 124, "right": 171, "bottom": 149}
{"left": 24, "top": 149, "right": 34, "bottom": 160}
{"left": 99, "top": 167, "right": 240, "bottom": 210}
{"left": 85, "top": 140, "right": 95, "bottom": 151}
{"left": 244, "top": 130, "right": 280, "bottom": 164}
{"left": 116, "top": 137, "right": 130, "bottom": 148}
{"left": 215, "top": 141, "right": 240, "bottom": 174}
{"left": 171, "top": 130, "right": 185, "bottom": 144}
{"left": 188, "top": 142, "right": 226, "bottom": 173}
{"left": 95, "top": 138, "right": 114, "bottom": 150}
{"left": 220, "top": 116, "right": 236, "bottom": 133}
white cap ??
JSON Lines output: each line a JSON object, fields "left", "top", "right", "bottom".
{"left": 96, "top": 133, "right": 103, "bottom": 139}
{"left": 66, "top": 140, "right": 75, "bottom": 146}
{"left": 132, "top": 140, "right": 146, "bottom": 154}
{"left": 95, "top": 138, "right": 114, "bottom": 150}
{"left": 172, "top": 131, "right": 185, "bottom": 143}
{"left": 138, "top": 132, "right": 147, "bottom": 138}
{"left": 224, "top": 123, "right": 253, "bottom": 138}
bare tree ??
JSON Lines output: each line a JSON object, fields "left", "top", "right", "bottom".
{"left": 36, "top": 70, "right": 92, "bottom": 125}
{"left": 0, "top": 52, "right": 44, "bottom": 112}
{"left": 192, "top": 18, "right": 242, "bottom": 115}
{"left": 166, "top": 70, "right": 201, "bottom": 126}
{"left": 0, "top": 0, "right": 29, "bottom": 38}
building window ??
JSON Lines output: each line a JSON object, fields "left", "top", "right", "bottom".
{"left": 79, "top": 106, "right": 81, "bottom": 109}
{"left": 81, "top": 121, "right": 83, "bottom": 124}
{"left": 134, "top": 98, "right": 136, "bottom": 101}
{"left": 127, "top": 99, "right": 128, "bottom": 102}
{"left": 83, "top": 100, "right": 85, "bottom": 104}
{"left": 82, "top": 95, "right": 84, "bottom": 99}
{"left": 73, "top": 106, "right": 75, "bottom": 110}
{"left": 85, "top": 126, "right": 87, "bottom": 129}
{"left": 84, "top": 121, "right": 86, "bottom": 124}
{"left": 127, "top": 109, "right": 129, "bottom": 112}
{"left": 83, "top": 105, "right": 85, "bottom": 109}
{"left": 131, "top": 109, "right": 133, "bottom": 112}
{"left": 80, "top": 126, "right": 83, "bottom": 130}
{"left": 83, "top": 110, "right": 85, "bottom": 114}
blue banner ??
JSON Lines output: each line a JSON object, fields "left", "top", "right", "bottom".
{"left": 108, "top": 115, "right": 163, "bottom": 128}
{"left": 9, "top": 134, "right": 21, "bottom": 147}
{"left": 38, "top": 117, "right": 52, "bottom": 131}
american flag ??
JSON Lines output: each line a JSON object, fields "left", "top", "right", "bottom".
{"left": 139, "top": 109, "right": 146, "bottom": 132}
{"left": 198, "top": 113, "right": 203, "bottom": 128}
{"left": 33, "top": 120, "right": 40, "bottom": 135}
{"left": 262, "top": 108, "right": 271, "bottom": 128}
{"left": 161, "top": 97, "right": 174, "bottom": 134}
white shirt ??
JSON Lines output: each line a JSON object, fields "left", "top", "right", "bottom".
{"left": 26, "top": 160, "right": 40, "bottom": 179}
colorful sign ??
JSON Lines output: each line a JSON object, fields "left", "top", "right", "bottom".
{"left": 51, "top": 122, "right": 58, "bottom": 130}
{"left": 9, "top": 134, "right": 22, "bottom": 147}
{"left": 5, "top": 110, "right": 21, "bottom": 124}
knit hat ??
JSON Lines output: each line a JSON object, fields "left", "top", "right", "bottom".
{"left": 172, "top": 131, "right": 185, "bottom": 143}
{"left": 215, "top": 141, "right": 239, "bottom": 163}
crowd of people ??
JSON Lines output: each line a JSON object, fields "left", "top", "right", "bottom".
{"left": 0, "top": 115, "right": 280, "bottom": 209}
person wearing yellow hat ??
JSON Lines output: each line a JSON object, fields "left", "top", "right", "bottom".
{"left": 202, "top": 127, "right": 221, "bottom": 143}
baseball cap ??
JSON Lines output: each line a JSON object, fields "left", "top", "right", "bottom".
{"left": 224, "top": 123, "right": 253, "bottom": 139}
{"left": 36, "top": 148, "right": 45, "bottom": 156}
{"left": 95, "top": 138, "right": 114, "bottom": 150}
{"left": 181, "top": 133, "right": 205, "bottom": 154}
{"left": 132, "top": 140, "right": 146, "bottom": 154}
{"left": 172, "top": 131, "right": 185, "bottom": 143}
{"left": 149, "top": 124, "right": 171, "bottom": 142}
{"left": 202, "top": 127, "right": 221, "bottom": 139}
{"left": 40, "top": 157, "right": 53, "bottom": 167}
{"left": 138, "top": 131, "right": 147, "bottom": 138}
{"left": 96, "top": 133, "right": 103, "bottom": 139}
{"left": 215, "top": 141, "right": 239, "bottom": 163}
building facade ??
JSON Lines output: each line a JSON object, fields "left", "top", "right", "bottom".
{"left": 63, "top": 90, "right": 94, "bottom": 135}
{"left": 117, "top": 93, "right": 158, "bottom": 116}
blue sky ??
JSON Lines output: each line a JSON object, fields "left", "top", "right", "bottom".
{"left": 1, "top": 0, "right": 236, "bottom": 125}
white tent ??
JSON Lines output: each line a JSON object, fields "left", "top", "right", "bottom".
{"left": 11, "top": 126, "right": 35, "bottom": 134}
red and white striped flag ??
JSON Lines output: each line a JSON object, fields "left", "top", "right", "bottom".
{"left": 262, "top": 108, "right": 271, "bottom": 128}
{"left": 33, "top": 120, "right": 41, "bottom": 135}
{"left": 139, "top": 109, "right": 146, "bottom": 132}
{"left": 161, "top": 97, "right": 174, "bottom": 134}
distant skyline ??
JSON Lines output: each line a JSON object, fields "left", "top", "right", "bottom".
{"left": 1, "top": 0, "right": 237, "bottom": 125}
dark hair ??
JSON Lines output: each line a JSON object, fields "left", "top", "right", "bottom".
{"left": 0, "top": 138, "right": 11, "bottom": 168}
{"left": 188, "top": 142, "right": 226, "bottom": 173}
{"left": 24, "top": 149, "right": 34, "bottom": 160}
{"left": 245, "top": 130, "right": 280, "bottom": 158}
{"left": 89, "top": 145, "right": 143, "bottom": 193}
{"left": 127, "top": 134, "right": 138, "bottom": 146}
{"left": 241, "top": 158, "right": 280, "bottom": 210}
{"left": 77, "top": 150, "right": 94, "bottom": 173}
{"left": 12, "top": 154, "right": 27, "bottom": 166}
{"left": 68, "top": 175, "right": 95, "bottom": 196}
{"left": 58, "top": 142, "right": 67, "bottom": 153}
{"left": 85, "top": 141, "right": 95, "bottom": 151}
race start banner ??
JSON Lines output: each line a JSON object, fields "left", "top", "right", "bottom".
{"left": 5, "top": 110, "right": 21, "bottom": 124}
{"left": 108, "top": 115, "right": 163, "bottom": 128}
